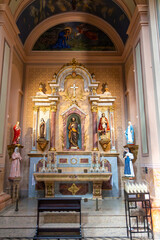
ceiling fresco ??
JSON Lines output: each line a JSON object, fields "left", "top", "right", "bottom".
{"left": 16, "top": 0, "right": 130, "bottom": 45}
{"left": 9, "top": 0, "right": 136, "bottom": 16}
{"left": 32, "top": 22, "right": 116, "bottom": 51}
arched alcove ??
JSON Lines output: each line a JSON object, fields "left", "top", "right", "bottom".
{"left": 24, "top": 12, "right": 124, "bottom": 54}
{"left": 67, "top": 113, "right": 82, "bottom": 150}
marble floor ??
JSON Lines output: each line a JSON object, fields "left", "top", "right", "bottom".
{"left": 0, "top": 198, "right": 154, "bottom": 239}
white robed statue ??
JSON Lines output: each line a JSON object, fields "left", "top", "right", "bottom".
{"left": 123, "top": 148, "right": 134, "bottom": 177}
{"left": 125, "top": 121, "right": 134, "bottom": 144}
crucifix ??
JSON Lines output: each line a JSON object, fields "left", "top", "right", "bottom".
{"left": 70, "top": 83, "right": 78, "bottom": 97}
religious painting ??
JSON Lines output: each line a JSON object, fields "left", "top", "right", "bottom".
{"left": 67, "top": 113, "right": 81, "bottom": 150}
{"left": 16, "top": 0, "right": 130, "bottom": 44}
{"left": 33, "top": 22, "right": 116, "bottom": 51}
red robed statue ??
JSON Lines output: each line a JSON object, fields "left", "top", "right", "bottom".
{"left": 98, "top": 113, "right": 110, "bottom": 135}
{"left": 12, "top": 121, "right": 21, "bottom": 144}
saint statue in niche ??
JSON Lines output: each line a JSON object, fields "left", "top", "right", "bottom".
{"left": 37, "top": 118, "right": 48, "bottom": 151}
{"left": 12, "top": 121, "right": 21, "bottom": 144}
{"left": 98, "top": 113, "right": 110, "bottom": 135}
{"left": 39, "top": 118, "right": 46, "bottom": 139}
{"left": 98, "top": 112, "right": 111, "bottom": 151}
{"left": 67, "top": 115, "right": 81, "bottom": 149}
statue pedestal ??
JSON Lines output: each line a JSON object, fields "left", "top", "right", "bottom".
{"left": 8, "top": 177, "right": 21, "bottom": 202}
{"left": 37, "top": 138, "right": 49, "bottom": 151}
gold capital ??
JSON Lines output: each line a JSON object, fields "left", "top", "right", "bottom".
{"left": 92, "top": 147, "right": 99, "bottom": 151}
{"left": 33, "top": 106, "right": 39, "bottom": 111}
{"left": 52, "top": 88, "right": 56, "bottom": 94}
{"left": 91, "top": 106, "right": 98, "bottom": 113}
{"left": 49, "top": 147, "right": 56, "bottom": 151}
{"left": 50, "top": 106, "right": 57, "bottom": 112}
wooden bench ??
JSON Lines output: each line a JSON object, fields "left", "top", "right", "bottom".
{"left": 34, "top": 198, "right": 82, "bottom": 239}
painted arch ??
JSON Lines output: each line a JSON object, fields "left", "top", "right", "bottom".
{"left": 15, "top": 0, "right": 130, "bottom": 44}
{"left": 32, "top": 22, "right": 116, "bottom": 51}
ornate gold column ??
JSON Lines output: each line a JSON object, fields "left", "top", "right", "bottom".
{"left": 110, "top": 107, "right": 116, "bottom": 151}
{"left": 32, "top": 106, "right": 39, "bottom": 151}
{"left": 91, "top": 105, "right": 98, "bottom": 151}
{"left": 50, "top": 105, "right": 57, "bottom": 151}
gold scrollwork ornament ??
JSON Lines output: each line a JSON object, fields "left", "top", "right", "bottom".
{"left": 68, "top": 183, "right": 81, "bottom": 195}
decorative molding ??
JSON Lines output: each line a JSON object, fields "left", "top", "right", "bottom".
{"left": 0, "top": 4, "right": 25, "bottom": 62}
{"left": 33, "top": 106, "right": 39, "bottom": 111}
{"left": 50, "top": 106, "right": 57, "bottom": 112}
{"left": 61, "top": 104, "right": 87, "bottom": 117}
{"left": 70, "top": 158, "right": 78, "bottom": 165}
{"left": 49, "top": 58, "right": 99, "bottom": 93}
{"left": 25, "top": 53, "right": 123, "bottom": 64}
{"left": 68, "top": 183, "right": 81, "bottom": 195}
{"left": 122, "top": 5, "right": 148, "bottom": 62}
{"left": 91, "top": 106, "right": 98, "bottom": 113}
{"left": 0, "top": 4, "right": 19, "bottom": 36}
{"left": 114, "top": 0, "right": 134, "bottom": 19}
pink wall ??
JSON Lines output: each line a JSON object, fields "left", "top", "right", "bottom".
{"left": 4, "top": 51, "right": 24, "bottom": 191}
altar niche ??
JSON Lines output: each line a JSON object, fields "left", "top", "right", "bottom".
{"left": 67, "top": 114, "right": 81, "bottom": 150}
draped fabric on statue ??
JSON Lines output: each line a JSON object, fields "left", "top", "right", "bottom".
{"left": 12, "top": 124, "right": 21, "bottom": 144}
{"left": 98, "top": 116, "right": 110, "bottom": 131}
{"left": 68, "top": 121, "right": 79, "bottom": 147}
{"left": 124, "top": 152, "right": 134, "bottom": 177}
{"left": 67, "top": 114, "right": 82, "bottom": 149}
{"left": 125, "top": 124, "right": 134, "bottom": 144}
{"left": 124, "top": 156, "right": 131, "bottom": 175}
{"left": 9, "top": 152, "right": 22, "bottom": 178}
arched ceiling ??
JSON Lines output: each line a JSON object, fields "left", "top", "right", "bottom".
{"left": 7, "top": 0, "right": 144, "bottom": 52}
{"left": 9, "top": 0, "right": 136, "bottom": 17}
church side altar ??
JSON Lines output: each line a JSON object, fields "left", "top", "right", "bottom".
{"left": 29, "top": 60, "right": 120, "bottom": 199}
{"left": 34, "top": 172, "right": 112, "bottom": 199}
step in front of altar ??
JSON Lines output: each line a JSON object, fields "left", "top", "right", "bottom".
{"left": 0, "top": 213, "right": 127, "bottom": 237}
{"left": 0, "top": 198, "right": 154, "bottom": 239}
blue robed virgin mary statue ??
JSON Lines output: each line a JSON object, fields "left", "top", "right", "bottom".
{"left": 125, "top": 121, "right": 134, "bottom": 144}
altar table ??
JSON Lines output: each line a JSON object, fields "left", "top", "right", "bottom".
{"left": 34, "top": 172, "right": 112, "bottom": 199}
